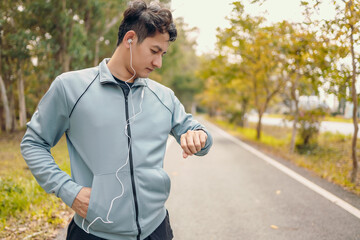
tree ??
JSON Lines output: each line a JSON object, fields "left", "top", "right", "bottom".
{"left": 0, "top": 0, "right": 193, "bottom": 133}
{"left": 0, "top": 0, "right": 37, "bottom": 130}
{"left": 277, "top": 19, "right": 338, "bottom": 153}
{"left": 197, "top": 54, "right": 233, "bottom": 118}
{"left": 0, "top": 0, "right": 131, "bottom": 131}
{"left": 296, "top": 107, "right": 327, "bottom": 152}
{"left": 303, "top": 0, "right": 360, "bottom": 183}
{"left": 218, "top": 2, "right": 286, "bottom": 139}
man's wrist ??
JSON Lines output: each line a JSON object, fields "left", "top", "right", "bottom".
{"left": 58, "top": 181, "right": 83, "bottom": 208}
{"left": 195, "top": 128, "right": 207, "bottom": 135}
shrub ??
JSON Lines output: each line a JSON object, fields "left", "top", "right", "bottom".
{"left": 297, "top": 107, "right": 327, "bottom": 147}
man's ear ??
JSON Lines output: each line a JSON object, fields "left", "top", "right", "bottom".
{"left": 123, "top": 30, "right": 137, "bottom": 48}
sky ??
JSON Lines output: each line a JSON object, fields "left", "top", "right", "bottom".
{"left": 170, "top": 0, "right": 340, "bottom": 109}
{"left": 170, "top": 0, "right": 336, "bottom": 55}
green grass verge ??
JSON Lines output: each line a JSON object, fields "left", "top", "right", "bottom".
{"left": 324, "top": 116, "right": 355, "bottom": 123}
{"left": 211, "top": 117, "right": 360, "bottom": 196}
{"left": 0, "top": 132, "right": 73, "bottom": 239}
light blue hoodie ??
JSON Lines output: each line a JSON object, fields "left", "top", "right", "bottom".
{"left": 20, "top": 58, "right": 212, "bottom": 240}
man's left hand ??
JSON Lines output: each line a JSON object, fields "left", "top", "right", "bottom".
{"left": 180, "top": 130, "right": 208, "bottom": 158}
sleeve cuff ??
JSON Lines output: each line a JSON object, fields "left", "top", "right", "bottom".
{"left": 195, "top": 128, "right": 213, "bottom": 156}
{"left": 57, "top": 180, "right": 83, "bottom": 207}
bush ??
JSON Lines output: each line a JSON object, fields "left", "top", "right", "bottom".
{"left": 0, "top": 177, "right": 28, "bottom": 218}
{"left": 297, "top": 107, "right": 327, "bottom": 147}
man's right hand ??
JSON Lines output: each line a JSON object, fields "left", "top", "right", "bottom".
{"left": 71, "top": 187, "right": 91, "bottom": 218}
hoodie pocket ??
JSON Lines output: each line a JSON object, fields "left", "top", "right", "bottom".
{"left": 157, "top": 168, "right": 171, "bottom": 196}
{"left": 84, "top": 171, "right": 137, "bottom": 234}
{"left": 137, "top": 168, "right": 171, "bottom": 227}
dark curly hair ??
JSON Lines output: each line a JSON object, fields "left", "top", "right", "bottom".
{"left": 117, "top": 0, "right": 177, "bottom": 46}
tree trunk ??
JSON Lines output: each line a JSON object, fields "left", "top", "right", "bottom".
{"left": 256, "top": 110, "right": 263, "bottom": 140}
{"left": 290, "top": 76, "right": 300, "bottom": 153}
{"left": 17, "top": 61, "right": 27, "bottom": 128}
{"left": 57, "top": 0, "right": 72, "bottom": 73}
{"left": 94, "top": 39, "right": 100, "bottom": 66}
{"left": 350, "top": 22, "right": 358, "bottom": 183}
{"left": 290, "top": 112, "right": 299, "bottom": 152}
{"left": 0, "top": 103, "right": 3, "bottom": 131}
{"left": 239, "top": 97, "right": 249, "bottom": 127}
{"left": 9, "top": 89, "right": 16, "bottom": 131}
{"left": 209, "top": 105, "right": 216, "bottom": 117}
{"left": 0, "top": 24, "right": 11, "bottom": 132}
{"left": 0, "top": 75, "right": 11, "bottom": 132}
{"left": 63, "top": 54, "right": 71, "bottom": 72}
{"left": 256, "top": 94, "right": 273, "bottom": 140}
{"left": 191, "top": 102, "right": 197, "bottom": 115}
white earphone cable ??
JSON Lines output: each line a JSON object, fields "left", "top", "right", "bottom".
{"left": 82, "top": 39, "right": 145, "bottom": 233}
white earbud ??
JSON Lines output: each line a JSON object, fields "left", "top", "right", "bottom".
{"left": 128, "top": 38, "right": 133, "bottom": 44}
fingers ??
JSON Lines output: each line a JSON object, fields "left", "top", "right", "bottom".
{"left": 181, "top": 133, "right": 193, "bottom": 157}
{"left": 199, "top": 130, "right": 207, "bottom": 148}
{"left": 180, "top": 130, "right": 207, "bottom": 158}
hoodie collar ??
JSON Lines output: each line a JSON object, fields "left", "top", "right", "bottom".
{"left": 99, "top": 58, "right": 147, "bottom": 87}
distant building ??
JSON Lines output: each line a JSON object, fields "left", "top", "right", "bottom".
{"left": 344, "top": 102, "right": 360, "bottom": 119}
{"left": 298, "top": 96, "right": 328, "bottom": 110}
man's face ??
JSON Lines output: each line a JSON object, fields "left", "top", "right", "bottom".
{"left": 131, "top": 31, "right": 170, "bottom": 78}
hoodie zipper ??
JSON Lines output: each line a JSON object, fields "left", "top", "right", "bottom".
{"left": 123, "top": 89, "right": 141, "bottom": 240}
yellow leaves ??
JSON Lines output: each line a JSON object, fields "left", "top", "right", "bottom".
{"left": 270, "top": 225, "right": 279, "bottom": 229}
{"left": 300, "top": 1, "right": 309, "bottom": 6}
{"left": 271, "top": 190, "right": 281, "bottom": 231}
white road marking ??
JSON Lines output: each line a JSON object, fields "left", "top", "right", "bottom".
{"left": 207, "top": 120, "right": 360, "bottom": 220}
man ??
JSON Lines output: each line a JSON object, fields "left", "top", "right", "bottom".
{"left": 20, "top": 1, "right": 212, "bottom": 240}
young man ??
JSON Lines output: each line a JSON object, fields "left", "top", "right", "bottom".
{"left": 21, "top": 1, "right": 212, "bottom": 240}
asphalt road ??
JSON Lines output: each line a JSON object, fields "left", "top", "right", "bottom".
{"left": 55, "top": 117, "right": 360, "bottom": 240}
{"left": 164, "top": 118, "right": 360, "bottom": 240}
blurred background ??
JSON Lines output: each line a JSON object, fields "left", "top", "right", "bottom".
{"left": 1, "top": 0, "right": 359, "bottom": 239}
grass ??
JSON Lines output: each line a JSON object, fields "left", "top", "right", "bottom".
{"left": 211, "top": 117, "right": 360, "bottom": 196}
{"left": 0, "top": 131, "right": 73, "bottom": 239}
{"left": 324, "top": 116, "right": 355, "bottom": 123}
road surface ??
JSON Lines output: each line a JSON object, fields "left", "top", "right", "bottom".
{"left": 56, "top": 118, "right": 360, "bottom": 239}
{"left": 164, "top": 118, "right": 360, "bottom": 240}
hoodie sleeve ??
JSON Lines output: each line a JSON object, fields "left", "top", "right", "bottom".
{"left": 170, "top": 92, "right": 213, "bottom": 156}
{"left": 20, "top": 77, "right": 82, "bottom": 207}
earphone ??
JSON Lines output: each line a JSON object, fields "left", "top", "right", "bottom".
{"left": 82, "top": 37, "right": 145, "bottom": 233}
